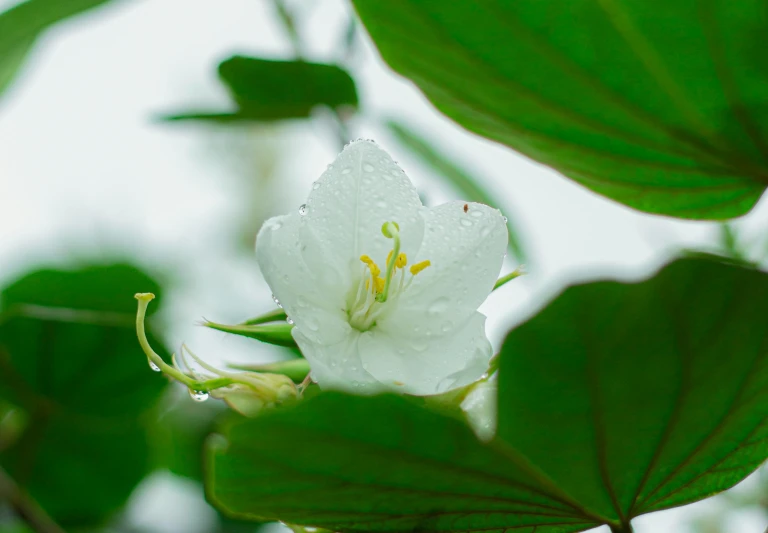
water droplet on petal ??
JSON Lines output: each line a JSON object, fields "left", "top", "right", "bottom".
{"left": 502, "top": 216, "right": 508, "bottom": 223}
{"left": 298, "top": 204, "right": 308, "bottom": 216}
{"left": 460, "top": 218, "right": 473, "bottom": 227}
{"left": 363, "top": 163, "right": 374, "bottom": 172}
{"left": 189, "top": 389, "right": 209, "bottom": 402}
{"left": 312, "top": 182, "right": 321, "bottom": 190}
{"left": 428, "top": 297, "right": 450, "bottom": 315}
{"left": 376, "top": 200, "right": 387, "bottom": 208}
{"left": 148, "top": 360, "right": 161, "bottom": 372}
{"left": 272, "top": 294, "right": 282, "bottom": 308}
{"left": 341, "top": 167, "right": 352, "bottom": 174}
{"left": 470, "top": 210, "right": 483, "bottom": 218}
{"left": 286, "top": 316, "right": 295, "bottom": 325}
{"left": 441, "top": 321, "right": 452, "bottom": 333}
{"left": 305, "top": 316, "right": 319, "bottom": 331}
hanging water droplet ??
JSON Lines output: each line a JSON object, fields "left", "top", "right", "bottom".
{"left": 286, "top": 316, "right": 295, "bottom": 325}
{"left": 362, "top": 163, "right": 375, "bottom": 172}
{"left": 298, "top": 204, "right": 308, "bottom": 216}
{"left": 148, "top": 360, "right": 161, "bottom": 372}
{"left": 272, "top": 294, "right": 282, "bottom": 308}
{"left": 189, "top": 389, "right": 209, "bottom": 402}
{"left": 502, "top": 216, "right": 508, "bottom": 223}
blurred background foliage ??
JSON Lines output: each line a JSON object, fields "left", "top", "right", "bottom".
{"left": 0, "top": 0, "right": 766, "bottom": 532}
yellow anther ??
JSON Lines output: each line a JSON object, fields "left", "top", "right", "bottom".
{"left": 386, "top": 250, "right": 393, "bottom": 265}
{"left": 396, "top": 253, "right": 407, "bottom": 268}
{"left": 410, "top": 260, "right": 431, "bottom": 276}
{"left": 374, "top": 277, "right": 385, "bottom": 293}
{"left": 360, "top": 255, "right": 380, "bottom": 277}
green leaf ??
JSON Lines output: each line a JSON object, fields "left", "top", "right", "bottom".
{"left": 497, "top": 257, "right": 768, "bottom": 527}
{"left": 203, "top": 320, "right": 297, "bottom": 348}
{"left": 207, "top": 392, "right": 601, "bottom": 533}
{"left": 353, "top": 1, "right": 768, "bottom": 220}
{"left": 206, "top": 257, "right": 768, "bottom": 532}
{"left": 163, "top": 56, "right": 358, "bottom": 122}
{"left": 0, "top": 264, "right": 169, "bottom": 526}
{"left": 0, "top": 0, "right": 113, "bottom": 99}
{"left": 387, "top": 120, "right": 528, "bottom": 262}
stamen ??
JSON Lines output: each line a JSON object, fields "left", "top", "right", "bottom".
{"left": 396, "top": 253, "right": 407, "bottom": 268}
{"left": 410, "top": 260, "right": 431, "bottom": 275}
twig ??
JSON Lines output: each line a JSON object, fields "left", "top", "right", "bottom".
{"left": 0, "top": 465, "right": 66, "bottom": 533}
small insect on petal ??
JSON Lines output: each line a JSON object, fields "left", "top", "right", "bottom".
{"left": 463, "top": 203, "right": 469, "bottom": 213}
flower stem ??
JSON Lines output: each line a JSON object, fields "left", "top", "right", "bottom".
{"left": 610, "top": 523, "right": 634, "bottom": 533}
{"left": 377, "top": 222, "right": 401, "bottom": 303}
{"left": 0, "top": 465, "right": 65, "bottom": 533}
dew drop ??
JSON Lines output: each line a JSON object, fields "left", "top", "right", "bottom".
{"left": 363, "top": 163, "right": 375, "bottom": 172}
{"left": 286, "top": 316, "right": 295, "bottom": 325}
{"left": 298, "top": 204, "right": 308, "bottom": 216}
{"left": 460, "top": 218, "right": 473, "bottom": 227}
{"left": 428, "top": 297, "right": 450, "bottom": 315}
{"left": 189, "top": 389, "right": 209, "bottom": 402}
{"left": 341, "top": 167, "right": 352, "bottom": 174}
{"left": 502, "top": 216, "right": 508, "bottom": 223}
{"left": 270, "top": 221, "right": 282, "bottom": 230}
{"left": 470, "top": 210, "right": 483, "bottom": 218}
{"left": 148, "top": 360, "right": 161, "bottom": 372}
{"left": 312, "top": 182, "right": 321, "bottom": 190}
{"left": 305, "top": 316, "right": 319, "bottom": 331}
{"left": 272, "top": 294, "right": 282, "bottom": 308}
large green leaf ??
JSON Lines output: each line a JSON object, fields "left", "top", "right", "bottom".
{"left": 207, "top": 258, "right": 768, "bottom": 533}
{"left": 0, "top": 0, "right": 112, "bottom": 99}
{"left": 352, "top": 1, "right": 768, "bottom": 220}
{"left": 163, "top": 56, "right": 358, "bottom": 122}
{"left": 0, "top": 264, "right": 169, "bottom": 526}
{"left": 207, "top": 392, "right": 600, "bottom": 533}
{"left": 497, "top": 257, "right": 768, "bottom": 528}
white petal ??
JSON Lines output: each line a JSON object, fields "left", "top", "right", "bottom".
{"left": 255, "top": 213, "right": 350, "bottom": 345}
{"left": 292, "top": 327, "right": 384, "bottom": 394}
{"left": 379, "top": 201, "right": 507, "bottom": 337}
{"left": 359, "top": 312, "right": 492, "bottom": 396}
{"left": 300, "top": 140, "right": 425, "bottom": 280}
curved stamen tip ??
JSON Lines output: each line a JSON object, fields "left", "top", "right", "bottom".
{"left": 135, "top": 292, "right": 156, "bottom": 302}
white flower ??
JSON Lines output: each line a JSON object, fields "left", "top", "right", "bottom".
{"left": 460, "top": 377, "right": 498, "bottom": 441}
{"left": 255, "top": 140, "right": 507, "bottom": 396}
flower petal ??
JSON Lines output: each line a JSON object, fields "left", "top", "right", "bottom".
{"left": 292, "top": 327, "right": 383, "bottom": 394}
{"left": 379, "top": 201, "right": 507, "bottom": 337}
{"left": 359, "top": 311, "right": 492, "bottom": 395}
{"left": 255, "top": 213, "right": 350, "bottom": 345}
{"left": 299, "top": 140, "right": 425, "bottom": 280}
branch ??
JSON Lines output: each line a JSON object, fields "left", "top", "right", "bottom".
{"left": 0, "top": 465, "right": 66, "bottom": 533}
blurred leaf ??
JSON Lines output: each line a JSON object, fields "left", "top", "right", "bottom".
{"left": 207, "top": 392, "right": 602, "bottom": 532}
{"left": 498, "top": 257, "right": 768, "bottom": 527}
{"left": 150, "top": 395, "right": 228, "bottom": 482}
{"left": 0, "top": 0, "right": 113, "bottom": 99}
{"left": 203, "top": 320, "right": 297, "bottom": 348}
{"left": 353, "top": 1, "right": 768, "bottom": 220}
{"left": 163, "top": 57, "right": 358, "bottom": 122}
{"left": 0, "top": 264, "right": 169, "bottom": 526}
{"left": 206, "top": 257, "right": 768, "bottom": 532}
{"left": 388, "top": 120, "right": 527, "bottom": 262}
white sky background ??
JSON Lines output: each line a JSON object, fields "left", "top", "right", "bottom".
{"left": 0, "top": 0, "right": 766, "bottom": 532}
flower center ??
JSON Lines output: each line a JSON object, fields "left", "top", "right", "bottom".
{"left": 347, "top": 221, "right": 430, "bottom": 332}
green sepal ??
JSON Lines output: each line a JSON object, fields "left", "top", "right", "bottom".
{"left": 203, "top": 321, "right": 296, "bottom": 348}
{"left": 240, "top": 308, "right": 287, "bottom": 326}
{"left": 228, "top": 359, "right": 310, "bottom": 384}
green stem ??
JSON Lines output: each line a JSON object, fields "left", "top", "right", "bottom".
{"left": 493, "top": 266, "right": 526, "bottom": 290}
{"left": 610, "top": 523, "right": 634, "bottom": 533}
